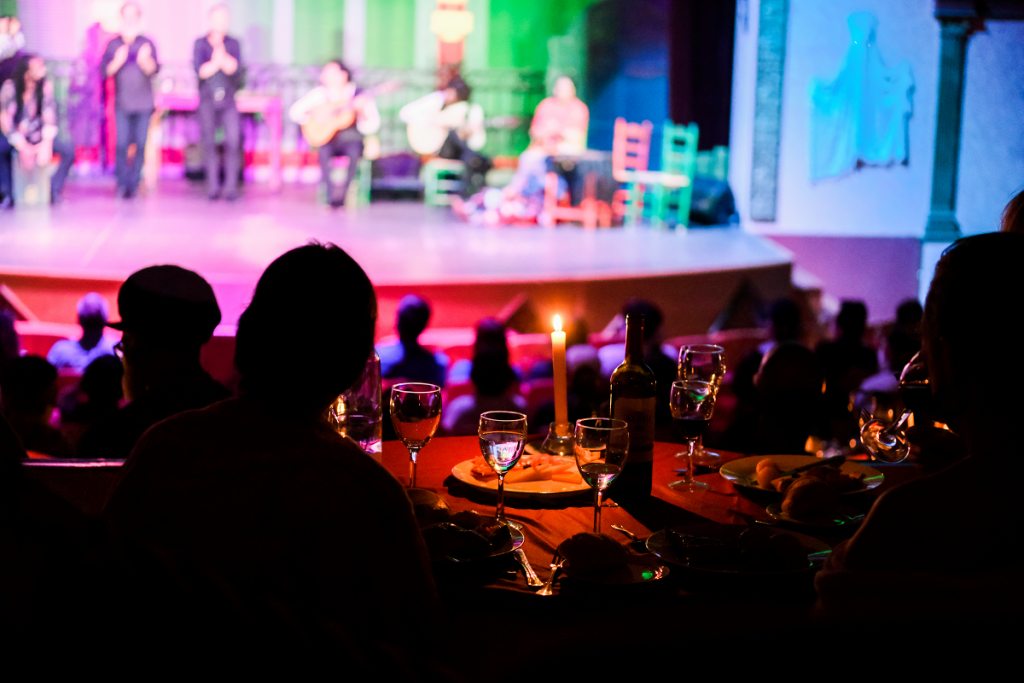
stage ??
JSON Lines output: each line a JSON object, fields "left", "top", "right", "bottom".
{"left": 0, "top": 179, "right": 793, "bottom": 340}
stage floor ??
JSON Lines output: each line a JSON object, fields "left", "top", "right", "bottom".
{"left": 0, "top": 179, "right": 793, "bottom": 336}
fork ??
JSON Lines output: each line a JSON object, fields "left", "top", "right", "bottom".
{"left": 536, "top": 554, "right": 564, "bottom": 596}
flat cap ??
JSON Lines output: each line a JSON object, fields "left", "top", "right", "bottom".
{"left": 107, "top": 265, "right": 221, "bottom": 345}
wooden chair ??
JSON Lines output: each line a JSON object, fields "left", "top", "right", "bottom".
{"left": 649, "top": 121, "right": 699, "bottom": 229}
{"left": 610, "top": 118, "right": 653, "bottom": 226}
{"left": 542, "top": 169, "right": 612, "bottom": 230}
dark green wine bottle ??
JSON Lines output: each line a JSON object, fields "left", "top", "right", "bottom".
{"left": 609, "top": 313, "right": 655, "bottom": 501}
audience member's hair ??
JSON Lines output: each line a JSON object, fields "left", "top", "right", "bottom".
{"left": 469, "top": 318, "right": 517, "bottom": 397}
{"left": 235, "top": 242, "right": 377, "bottom": 411}
{"left": 11, "top": 55, "right": 44, "bottom": 124}
{"left": 79, "top": 355, "right": 124, "bottom": 410}
{"left": 895, "top": 298, "right": 923, "bottom": 331}
{"left": 926, "top": 233, "right": 1024, "bottom": 397}
{"left": 77, "top": 292, "right": 109, "bottom": 330}
{"left": 446, "top": 76, "right": 471, "bottom": 103}
{"left": 769, "top": 298, "right": 801, "bottom": 343}
{"left": 0, "top": 355, "right": 57, "bottom": 416}
{"left": 0, "top": 310, "right": 18, "bottom": 373}
{"left": 835, "top": 300, "right": 868, "bottom": 341}
{"left": 622, "top": 299, "right": 663, "bottom": 339}
{"left": 999, "top": 189, "right": 1024, "bottom": 234}
{"left": 328, "top": 59, "right": 351, "bottom": 80}
{"left": 396, "top": 295, "right": 430, "bottom": 343}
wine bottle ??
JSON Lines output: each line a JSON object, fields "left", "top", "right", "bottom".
{"left": 609, "top": 314, "right": 656, "bottom": 501}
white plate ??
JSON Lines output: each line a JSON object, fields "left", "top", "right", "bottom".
{"left": 450, "top": 459, "right": 591, "bottom": 498}
{"left": 719, "top": 455, "right": 884, "bottom": 495}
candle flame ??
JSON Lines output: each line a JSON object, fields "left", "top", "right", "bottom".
{"left": 553, "top": 315, "right": 562, "bottom": 332}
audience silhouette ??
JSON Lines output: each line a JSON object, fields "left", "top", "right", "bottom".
{"left": 104, "top": 242, "right": 441, "bottom": 654}
{"left": 377, "top": 294, "right": 449, "bottom": 387}
{"left": 46, "top": 292, "right": 118, "bottom": 373}
{"left": 442, "top": 318, "right": 526, "bottom": 435}
{"left": 815, "top": 233, "right": 1024, "bottom": 625}
{"left": 0, "top": 354, "right": 72, "bottom": 457}
{"left": 816, "top": 300, "right": 877, "bottom": 441}
{"left": 77, "top": 265, "right": 230, "bottom": 459}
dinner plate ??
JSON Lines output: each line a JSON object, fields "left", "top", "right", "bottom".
{"left": 562, "top": 556, "right": 669, "bottom": 585}
{"left": 719, "top": 455, "right": 884, "bottom": 495}
{"left": 765, "top": 503, "right": 866, "bottom": 529}
{"left": 451, "top": 459, "right": 591, "bottom": 498}
{"left": 646, "top": 523, "right": 831, "bottom": 575}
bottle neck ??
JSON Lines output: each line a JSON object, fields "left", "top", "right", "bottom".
{"left": 624, "top": 315, "right": 645, "bottom": 362}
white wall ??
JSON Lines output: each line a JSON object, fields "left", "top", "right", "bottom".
{"left": 957, "top": 20, "right": 1024, "bottom": 235}
{"left": 731, "top": 0, "right": 1024, "bottom": 238}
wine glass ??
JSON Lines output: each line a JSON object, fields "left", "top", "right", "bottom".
{"left": 860, "top": 351, "right": 929, "bottom": 462}
{"left": 390, "top": 383, "right": 442, "bottom": 488}
{"left": 669, "top": 380, "right": 716, "bottom": 491}
{"left": 478, "top": 411, "right": 528, "bottom": 528}
{"left": 574, "top": 418, "right": 629, "bottom": 533}
{"left": 678, "top": 344, "right": 726, "bottom": 467}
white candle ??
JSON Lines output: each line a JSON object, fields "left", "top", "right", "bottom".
{"left": 552, "top": 315, "right": 568, "bottom": 428}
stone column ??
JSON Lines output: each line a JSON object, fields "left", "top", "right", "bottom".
{"left": 924, "top": 19, "right": 972, "bottom": 241}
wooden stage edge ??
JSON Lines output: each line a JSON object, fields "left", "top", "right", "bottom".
{"left": 0, "top": 261, "right": 792, "bottom": 343}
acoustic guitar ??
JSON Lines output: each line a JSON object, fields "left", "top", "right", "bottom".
{"left": 407, "top": 115, "right": 521, "bottom": 156}
{"left": 300, "top": 80, "right": 401, "bottom": 147}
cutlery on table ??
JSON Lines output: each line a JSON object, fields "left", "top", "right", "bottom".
{"left": 513, "top": 548, "right": 544, "bottom": 587}
{"left": 731, "top": 510, "right": 778, "bottom": 526}
{"left": 610, "top": 524, "right": 651, "bottom": 552}
{"left": 537, "top": 554, "right": 563, "bottom": 596}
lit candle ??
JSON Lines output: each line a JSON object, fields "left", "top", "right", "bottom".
{"left": 552, "top": 315, "right": 568, "bottom": 428}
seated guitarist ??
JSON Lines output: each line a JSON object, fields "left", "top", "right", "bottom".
{"left": 399, "top": 75, "right": 491, "bottom": 197}
{"left": 289, "top": 60, "right": 380, "bottom": 207}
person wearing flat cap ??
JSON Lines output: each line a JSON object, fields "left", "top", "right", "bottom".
{"left": 77, "top": 265, "right": 231, "bottom": 460}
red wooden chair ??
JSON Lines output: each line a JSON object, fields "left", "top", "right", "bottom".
{"left": 610, "top": 118, "right": 653, "bottom": 224}
{"left": 542, "top": 169, "right": 612, "bottom": 230}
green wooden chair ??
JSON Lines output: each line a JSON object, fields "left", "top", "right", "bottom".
{"left": 421, "top": 158, "right": 465, "bottom": 206}
{"left": 695, "top": 145, "right": 729, "bottom": 181}
{"left": 648, "top": 121, "right": 699, "bottom": 230}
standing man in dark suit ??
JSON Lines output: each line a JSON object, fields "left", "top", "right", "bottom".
{"left": 100, "top": 2, "right": 158, "bottom": 199}
{"left": 193, "top": 4, "right": 242, "bottom": 201}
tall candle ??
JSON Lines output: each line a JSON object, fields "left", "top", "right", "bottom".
{"left": 552, "top": 315, "right": 568, "bottom": 428}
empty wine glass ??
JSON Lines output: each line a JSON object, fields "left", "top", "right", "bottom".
{"left": 479, "top": 411, "right": 528, "bottom": 528}
{"left": 860, "top": 351, "right": 929, "bottom": 462}
{"left": 390, "top": 383, "right": 442, "bottom": 488}
{"left": 574, "top": 418, "right": 629, "bottom": 533}
{"left": 678, "top": 344, "right": 726, "bottom": 467}
{"left": 669, "top": 380, "right": 716, "bottom": 491}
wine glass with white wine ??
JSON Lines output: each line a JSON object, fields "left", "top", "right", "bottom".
{"left": 390, "top": 383, "right": 442, "bottom": 488}
{"left": 479, "top": 411, "right": 528, "bottom": 528}
{"left": 574, "top": 418, "right": 629, "bottom": 533}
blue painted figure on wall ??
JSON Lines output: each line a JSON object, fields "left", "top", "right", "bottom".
{"left": 809, "top": 12, "right": 914, "bottom": 181}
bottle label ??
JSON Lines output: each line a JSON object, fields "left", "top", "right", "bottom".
{"left": 612, "top": 397, "right": 656, "bottom": 463}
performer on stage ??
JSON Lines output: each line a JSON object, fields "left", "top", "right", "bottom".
{"left": 530, "top": 76, "right": 589, "bottom": 154}
{"left": 399, "top": 75, "right": 490, "bottom": 196}
{"left": 194, "top": 4, "right": 242, "bottom": 201}
{"left": 0, "top": 15, "right": 25, "bottom": 60}
{"left": 0, "top": 55, "right": 75, "bottom": 206}
{"left": 100, "top": 2, "right": 158, "bottom": 199}
{"left": 289, "top": 61, "right": 381, "bottom": 208}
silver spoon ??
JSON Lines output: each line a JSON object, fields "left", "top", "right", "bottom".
{"left": 513, "top": 548, "right": 544, "bottom": 587}
{"left": 537, "top": 555, "right": 563, "bottom": 596}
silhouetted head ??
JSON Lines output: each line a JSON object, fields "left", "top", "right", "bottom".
{"left": 756, "top": 343, "right": 823, "bottom": 401}
{"left": 769, "top": 298, "right": 801, "bottom": 343}
{"left": 895, "top": 298, "right": 923, "bottom": 331}
{"left": 235, "top": 243, "right": 377, "bottom": 414}
{"left": 108, "top": 265, "right": 221, "bottom": 401}
{"left": 79, "top": 354, "right": 124, "bottom": 411}
{"left": 622, "top": 299, "right": 663, "bottom": 340}
{"left": 470, "top": 318, "right": 516, "bottom": 397}
{"left": 396, "top": 295, "right": 430, "bottom": 343}
{"left": 76, "top": 292, "right": 110, "bottom": 332}
{"left": 924, "top": 233, "right": 1024, "bottom": 429}
{"left": 835, "top": 300, "right": 868, "bottom": 341}
{"left": 0, "top": 355, "right": 57, "bottom": 419}
{"left": 1000, "top": 189, "right": 1024, "bottom": 234}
